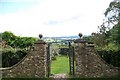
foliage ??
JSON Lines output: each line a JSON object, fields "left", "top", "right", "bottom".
{"left": 83, "top": 36, "right": 93, "bottom": 42}
{"left": 2, "top": 31, "right": 38, "bottom": 49}
{"left": 104, "top": 0, "right": 120, "bottom": 23}
{"left": 88, "top": 0, "right": 120, "bottom": 51}
{"left": 59, "top": 48, "right": 69, "bottom": 55}
{"left": 50, "top": 43, "right": 60, "bottom": 60}
{"left": 97, "top": 50, "right": 120, "bottom": 67}
{"left": 109, "top": 22, "right": 120, "bottom": 47}
{"left": 1, "top": 31, "right": 37, "bottom": 67}
{"left": 12, "top": 36, "right": 37, "bottom": 49}
{"left": 94, "top": 23, "right": 120, "bottom": 51}
{"left": 91, "top": 32, "right": 109, "bottom": 49}
{"left": 2, "top": 31, "right": 16, "bottom": 46}
{"left": 105, "top": 43, "right": 119, "bottom": 51}
{"left": 0, "top": 33, "right": 2, "bottom": 40}
{"left": 104, "top": 0, "right": 120, "bottom": 50}
{"left": 50, "top": 43, "right": 69, "bottom": 61}
{"left": 1, "top": 49, "right": 27, "bottom": 67}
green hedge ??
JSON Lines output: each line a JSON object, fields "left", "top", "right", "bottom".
{"left": 59, "top": 48, "right": 69, "bottom": 55}
{"left": 1, "top": 50, "right": 27, "bottom": 68}
{"left": 97, "top": 50, "right": 120, "bottom": 67}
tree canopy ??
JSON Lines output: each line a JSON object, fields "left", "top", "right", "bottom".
{"left": 87, "top": 0, "right": 120, "bottom": 50}
{"left": 105, "top": 0, "right": 120, "bottom": 50}
{"left": 2, "top": 31, "right": 38, "bottom": 49}
{"left": 105, "top": 0, "right": 120, "bottom": 23}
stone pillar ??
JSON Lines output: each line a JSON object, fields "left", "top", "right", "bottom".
{"left": 34, "top": 34, "right": 47, "bottom": 77}
{"left": 74, "top": 33, "right": 87, "bottom": 77}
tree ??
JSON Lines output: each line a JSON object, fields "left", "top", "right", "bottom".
{"left": 95, "top": 0, "right": 120, "bottom": 50}
{"left": 2, "top": 31, "right": 37, "bottom": 49}
{"left": 12, "top": 36, "right": 37, "bottom": 49}
{"left": 2, "top": 31, "right": 16, "bottom": 46}
{"left": 105, "top": 0, "right": 120, "bottom": 24}
{"left": 91, "top": 32, "right": 109, "bottom": 49}
{"left": 109, "top": 22, "right": 120, "bottom": 44}
{"left": 104, "top": 0, "right": 120, "bottom": 50}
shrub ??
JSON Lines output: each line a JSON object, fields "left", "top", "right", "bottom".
{"left": 97, "top": 50, "right": 120, "bottom": 67}
{"left": 2, "top": 50, "right": 27, "bottom": 68}
{"left": 59, "top": 48, "right": 69, "bottom": 55}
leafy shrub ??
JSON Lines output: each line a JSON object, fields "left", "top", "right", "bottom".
{"left": 2, "top": 50, "right": 27, "bottom": 68}
{"left": 97, "top": 50, "right": 120, "bottom": 67}
{"left": 2, "top": 31, "right": 38, "bottom": 49}
{"left": 59, "top": 48, "right": 69, "bottom": 55}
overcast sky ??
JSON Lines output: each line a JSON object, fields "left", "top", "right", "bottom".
{"left": 0, "top": 0, "right": 113, "bottom": 37}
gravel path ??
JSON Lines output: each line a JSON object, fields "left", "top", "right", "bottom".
{"left": 53, "top": 74, "right": 68, "bottom": 78}
{"left": 50, "top": 74, "right": 69, "bottom": 79}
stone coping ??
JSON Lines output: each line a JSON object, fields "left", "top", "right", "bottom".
{"left": 74, "top": 39, "right": 87, "bottom": 43}
{"left": 34, "top": 40, "right": 46, "bottom": 44}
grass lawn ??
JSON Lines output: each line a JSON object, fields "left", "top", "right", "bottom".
{"left": 51, "top": 55, "right": 69, "bottom": 74}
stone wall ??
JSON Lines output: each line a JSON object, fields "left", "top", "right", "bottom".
{"left": 0, "top": 40, "right": 47, "bottom": 78}
{"left": 74, "top": 39, "right": 120, "bottom": 78}
{"left": 0, "top": 37, "right": 120, "bottom": 78}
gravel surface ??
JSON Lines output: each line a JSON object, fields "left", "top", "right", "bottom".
{"left": 50, "top": 74, "right": 69, "bottom": 79}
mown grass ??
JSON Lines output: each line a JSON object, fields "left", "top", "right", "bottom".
{"left": 51, "top": 55, "right": 69, "bottom": 74}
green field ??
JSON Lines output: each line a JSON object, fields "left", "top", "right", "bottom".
{"left": 51, "top": 55, "right": 69, "bottom": 74}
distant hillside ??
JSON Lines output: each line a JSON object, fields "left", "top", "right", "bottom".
{"left": 42, "top": 36, "right": 79, "bottom": 43}
{"left": 43, "top": 36, "right": 79, "bottom": 39}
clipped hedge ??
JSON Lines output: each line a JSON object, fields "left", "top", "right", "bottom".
{"left": 59, "top": 48, "right": 69, "bottom": 55}
{"left": 97, "top": 50, "right": 120, "bottom": 67}
{"left": 1, "top": 50, "right": 27, "bottom": 68}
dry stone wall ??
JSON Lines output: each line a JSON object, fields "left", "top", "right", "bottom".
{"left": 74, "top": 39, "right": 120, "bottom": 78}
{"left": 0, "top": 40, "right": 47, "bottom": 78}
